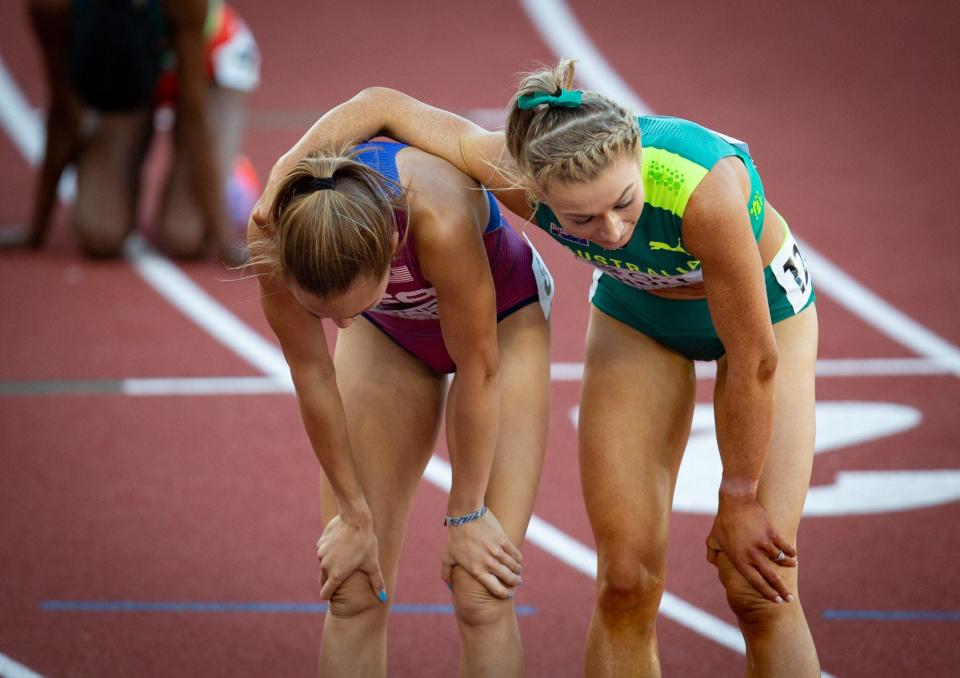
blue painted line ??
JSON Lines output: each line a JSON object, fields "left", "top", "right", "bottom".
{"left": 823, "top": 609, "right": 960, "bottom": 621}
{"left": 41, "top": 600, "right": 536, "bottom": 616}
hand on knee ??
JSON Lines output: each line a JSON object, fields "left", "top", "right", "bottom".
{"left": 717, "top": 553, "right": 797, "bottom": 627}
{"left": 450, "top": 566, "right": 515, "bottom": 628}
{"left": 327, "top": 572, "right": 388, "bottom": 621}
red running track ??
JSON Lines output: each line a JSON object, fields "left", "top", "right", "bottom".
{"left": 2, "top": 1, "right": 959, "bottom": 676}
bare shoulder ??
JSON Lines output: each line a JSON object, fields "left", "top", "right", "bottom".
{"left": 687, "top": 156, "right": 751, "bottom": 218}
{"left": 396, "top": 146, "right": 488, "bottom": 241}
{"left": 682, "top": 157, "right": 756, "bottom": 258}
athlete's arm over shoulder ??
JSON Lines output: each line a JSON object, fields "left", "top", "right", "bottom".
{"left": 255, "top": 88, "right": 533, "bottom": 226}
{"left": 354, "top": 89, "right": 531, "bottom": 214}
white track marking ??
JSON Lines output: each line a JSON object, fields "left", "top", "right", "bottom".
{"left": 123, "top": 376, "right": 290, "bottom": 396}
{"left": 0, "top": 56, "right": 42, "bottom": 163}
{"left": 800, "top": 241, "right": 960, "bottom": 376}
{"left": 0, "top": 652, "right": 46, "bottom": 678}
{"left": 122, "top": 235, "right": 292, "bottom": 385}
{"left": 551, "top": 357, "right": 955, "bottom": 380}
{"left": 0, "top": 57, "right": 75, "bottom": 203}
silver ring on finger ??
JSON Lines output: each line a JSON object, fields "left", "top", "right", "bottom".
{"left": 776, "top": 550, "right": 786, "bottom": 562}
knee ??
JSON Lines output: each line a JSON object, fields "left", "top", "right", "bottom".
{"left": 451, "top": 567, "right": 515, "bottom": 629}
{"left": 717, "top": 555, "right": 795, "bottom": 629}
{"left": 596, "top": 553, "right": 665, "bottom": 623}
{"left": 75, "top": 219, "right": 127, "bottom": 259}
{"left": 158, "top": 224, "right": 206, "bottom": 259}
{"left": 326, "top": 572, "right": 388, "bottom": 622}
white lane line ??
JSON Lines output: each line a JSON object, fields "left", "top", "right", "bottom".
{"left": 0, "top": 357, "right": 947, "bottom": 398}
{"left": 0, "top": 55, "right": 75, "bottom": 203}
{"left": 552, "top": 357, "right": 956, "bottom": 381}
{"left": 0, "top": 56, "right": 42, "bottom": 163}
{"left": 123, "top": 376, "right": 291, "bottom": 396}
{"left": 520, "top": 0, "right": 960, "bottom": 382}
{"left": 518, "top": 0, "right": 651, "bottom": 115}
{"left": 800, "top": 242, "right": 960, "bottom": 376}
{"left": 0, "top": 652, "right": 46, "bottom": 678}
{"left": 122, "top": 235, "right": 293, "bottom": 385}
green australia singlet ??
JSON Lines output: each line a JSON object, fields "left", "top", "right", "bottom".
{"left": 531, "top": 115, "right": 814, "bottom": 362}
{"left": 532, "top": 115, "right": 765, "bottom": 291}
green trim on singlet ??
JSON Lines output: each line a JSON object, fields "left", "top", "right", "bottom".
{"left": 642, "top": 146, "right": 708, "bottom": 218}
{"left": 532, "top": 115, "right": 765, "bottom": 292}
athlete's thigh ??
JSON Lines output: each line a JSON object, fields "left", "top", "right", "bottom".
{"left": 580, "top": 306, "right": 697, "bottom": 555}
{"left": 714, "top": 304, "right": 818, "bottom": 543}
{"left": 73, "top": 107, "right": 153, "bottom": 241}
{"left": 484, "top": 303, "right": 551, "bottom": 545}
{"left": 323, "top": 317, "right": 446, "bottom": 572}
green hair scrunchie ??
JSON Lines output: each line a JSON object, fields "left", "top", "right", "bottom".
{"left": 517, "top": 88, "right": 583, "bottom": 110}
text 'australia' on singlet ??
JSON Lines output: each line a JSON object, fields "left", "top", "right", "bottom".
{"left": 532, "top": 115, "right": 765, "bottom": 291}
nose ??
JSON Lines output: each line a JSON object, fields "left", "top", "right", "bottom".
{"left": 594, "top": 214, "right": 624, "bottom": 247}
{"left": 332, "top": 317, "right": 356, "bottom": 329}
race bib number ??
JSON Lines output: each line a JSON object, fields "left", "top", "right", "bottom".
{"left": 770, "top": 230, "right": 813, "bottom": 313}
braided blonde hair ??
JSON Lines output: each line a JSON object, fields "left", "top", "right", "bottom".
{"left": 505, "top": 59, "right": 640, "bottom": 191}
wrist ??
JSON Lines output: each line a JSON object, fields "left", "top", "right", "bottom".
{"left": 719, "top": 476, "right": 759, "bottom": 503}
{"left": 443, "top": 506, "right": 487, "bottom": 527}
{"left": 338, "top": 501, "right": 373, "bottom": 527}
{"left": 447, "top": 492, "right": 486, "bottom": 517}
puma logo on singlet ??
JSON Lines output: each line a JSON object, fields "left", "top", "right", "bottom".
{"left": 648, "top": 238, "right": 690, "bottom": 255}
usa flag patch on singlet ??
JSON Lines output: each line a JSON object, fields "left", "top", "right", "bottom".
{"left": 388, "top": 265, "right": 414, "bottom": 283}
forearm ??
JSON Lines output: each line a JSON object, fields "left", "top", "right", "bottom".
{"left": 293, "top": 370, "right": 371, "bottom": 521}
{"left": 445, "top": 366, "right": 500, "bottom": 515}
{"left": 277, "top": 88, "right": 471, "bottom": 178}
{"left": 716, "top": 354, "right": 777, "bottom": 500}
{"left": 281, "top": 89, "right": 391, "bottom": 164}
{"left": 30, "top": 104, "right": 81, "bottom": 244}
{"left": 28, "top": 0, "right": 80, "bottom": 246}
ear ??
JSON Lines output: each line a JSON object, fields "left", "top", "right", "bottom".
{"left": 389, "top": 229, "right": 400, "bottom": 256}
